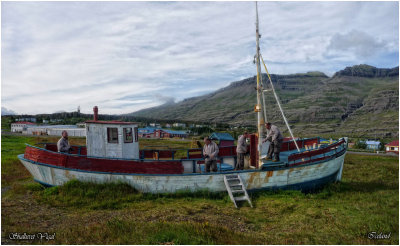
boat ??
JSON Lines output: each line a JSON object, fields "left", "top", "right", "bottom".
{"left": 18, "top": 2, "right": 347, "bottom": 195}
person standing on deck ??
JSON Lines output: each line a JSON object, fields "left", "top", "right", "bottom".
{"left": 57, "top": 130, "right": 73, "bottom": 153}
{"left": 236, "top": 131, "right": 250, "bottom": 170}
{"left": 203, "top": 137, "right": 219, "bottom": 172}
{"left": 263, "top": 122, "right": 283, "bottom": 162}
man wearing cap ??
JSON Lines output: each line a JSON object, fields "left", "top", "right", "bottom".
{"left": 263, "top": 122, "right": 283, "bottom": 162}
{"left": 203, "top": 137, "right": 219, "bottom": 172}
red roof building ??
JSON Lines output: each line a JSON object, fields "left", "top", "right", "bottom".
{"left": 11, "top": 122, "right": 37, "bottom": 133}
{"left": 385, "top": 140, "right": 399, "bottom": 154}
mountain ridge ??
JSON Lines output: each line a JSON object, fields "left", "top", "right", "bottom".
{"left": 131, "top": 64, "right": 399, "bottom": 138}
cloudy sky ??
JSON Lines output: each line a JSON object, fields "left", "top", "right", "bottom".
{"left": 2, "top": 1, "right": 399, "bottom": 115}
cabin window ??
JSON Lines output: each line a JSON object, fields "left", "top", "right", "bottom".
{"left": 107, "top": 128, "right": 119, "bottom": 143}
{"left": 123, "top": 128, "right": 133, "bottom": 143}
{"left": 135, "top": 127, "right": 138, "bottom": 142}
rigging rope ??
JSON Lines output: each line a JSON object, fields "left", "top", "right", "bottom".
{"left": 260, "top": 54, "right": 300, "bottom": 152}
{"left": 261, "top": 87, "right": 268, "bottom": 123}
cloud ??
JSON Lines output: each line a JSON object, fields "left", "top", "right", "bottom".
{"left": 327, "top": 30, "right": 388, "bottom": 59}
{"left": 1, "top": 1, "right": 398, "bottom": 114}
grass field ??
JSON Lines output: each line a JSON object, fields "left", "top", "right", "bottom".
{"left": 1, "top": 134, "right": 398, "bottom": 244}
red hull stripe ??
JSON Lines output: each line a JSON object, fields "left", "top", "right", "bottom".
{"left": 24, "top": 146, "right": 183, "bottom": 174}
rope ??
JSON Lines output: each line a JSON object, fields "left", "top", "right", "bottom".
{"left": 261, "top": 86, "right": 268, "bottom": 123}
{"left": 260, "top": 54, "right": 300, "bottom": 152}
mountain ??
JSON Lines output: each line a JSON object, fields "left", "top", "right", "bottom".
{"left": 333, "top": 64, "right": 399, "bottom": 77}
{"left": 131, "top": 65, "right": 399, "bottom": 139}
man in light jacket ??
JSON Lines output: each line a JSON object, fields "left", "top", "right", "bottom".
{"left": 263, "top": 122, "right": 283, "bottom": 162}
{"left": 203, "top": 137, "right": 219, "bottom": 172}
{"left": 236, "top": 131, "right": 249, "bottom": 170}
{"left": 57, "top": 130, "right": 73, "bottom": 153}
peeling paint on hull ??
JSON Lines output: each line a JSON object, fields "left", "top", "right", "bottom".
{"left": 18, "top": 153, "right": 345, "bottom": 193}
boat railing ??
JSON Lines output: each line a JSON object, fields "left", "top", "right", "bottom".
{"left": 281, "top": 137, "right": 320, "bottom": 152}
{"left": 287, "top": 139, "right": 346, "bottom": 166}
{"left": 36, "top": 142, "right": 87, "bottom": 155}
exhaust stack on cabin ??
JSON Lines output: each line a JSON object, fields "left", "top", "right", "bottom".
{"left": 93, "top": 106, "right": 98, "bottom": 121}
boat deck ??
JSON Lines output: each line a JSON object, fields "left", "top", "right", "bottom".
{"left": 28, "top": 138, "right": 346, "bottom": 174}
{"left": 262, "top": 144, "right": 345, "bottom": 168}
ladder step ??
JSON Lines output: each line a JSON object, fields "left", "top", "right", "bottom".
{"left": 231, "top": 190, "right": 245, "bottom": 194}
{"left": 226, "top": 178, "right": 240, "bottom": 182}
{"left": 234, "top": 196, "right": 248, "bottom": 201}
{"left": 225, "top": 175, "right": 238, "bottom": 179}
{"left": 229, "top": 184, "right": 243, "bottom": 189}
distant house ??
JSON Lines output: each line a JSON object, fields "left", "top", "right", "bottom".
{"left": 11, "top": 122, "right": 36, "bottom": 133}
{"left": 348, "top": 142, "right": 355, "bottom": 148}
{"left": 16, "top": 117, "right": 36, "bottom": 123}
{"left": 149, "top": 123, "right": 161, "bottom": 128}
{"left": 173, "top": 123, "right": 186, "bottom": 128}
{"left": 365, "top": 140, "right": 381, "bottom": 150}
{"left": 138, "top": 127, "right": 187, "bottom": 139}
{"left": 164, "top": 129, "right": 187, "bottom": 138}
{"left": 165, "top": 124, "right": 171, "bottom": 128}
{"left": 385, "top": 140, "right": 399, "bottom": 154}
{"left": 50, "top": 119, "right": 62, "bottom": 123}
{"left": 209, "top": 132, "right": 235, "bottom": 147}
{"left": 138, "top": 127, "right": 157, "bottom": 138}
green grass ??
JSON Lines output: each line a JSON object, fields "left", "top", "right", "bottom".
{"left": 1, "top": 135, "right": 398, "bottom": 244}
{"left": 1, "top": 116, "right": 14, "bottom": 131}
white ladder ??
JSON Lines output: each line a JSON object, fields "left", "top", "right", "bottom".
{"left": 223, "top": 174, "right": 253, "bottom": 208}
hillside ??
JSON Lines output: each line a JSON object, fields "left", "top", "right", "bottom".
{"left": 131, "top": 65, "right": 399, "bottom": 138}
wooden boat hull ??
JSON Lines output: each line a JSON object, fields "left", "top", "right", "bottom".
{"left": 18, "top": 151, "right": 345, "bottom": 193}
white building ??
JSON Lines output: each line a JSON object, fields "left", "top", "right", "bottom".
{"left": 11, "top": 122, "right": 36, "bottom": 133}
{"left": 85, "top": 120, "right": 139, "bottom": 159}
{"left": 173, "top": 123, "right": 186, "bottom": 128}
{"left": 24, "top": 125, "right": 86, "bottom": 137}
{"left": 47, "top": 128, "right": 86, "bottom": 137}
{"left": 149, "top": 123, "right": 161, "bottom": 128}
{"left": 50, "top": 119, "right": 63, "bottom": 123}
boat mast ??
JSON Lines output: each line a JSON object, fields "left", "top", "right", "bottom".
{"left": 255, "top": 1, "right": 264, "bottom": 166}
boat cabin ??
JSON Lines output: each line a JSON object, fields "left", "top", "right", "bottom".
{"left": 85, "top": 107, "right": 139, "bottom": 159}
